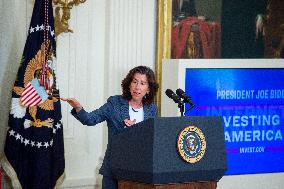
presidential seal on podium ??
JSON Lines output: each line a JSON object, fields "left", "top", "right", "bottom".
{"left": 177, "top": 126, "right": 207, "bottom": 163}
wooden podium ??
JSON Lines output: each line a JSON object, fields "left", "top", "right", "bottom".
{"left": 110, "top": 117, "right": 227, "bottom": 189}
{"left": 118, "top": 180, "right": 217, "bottom": 189}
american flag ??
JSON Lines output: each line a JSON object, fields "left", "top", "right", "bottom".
{"left": 20, "top": 79, "right": 48, "bottom": 107}
{"left": 0, "top": 0, "right": 65, "bottom": 188}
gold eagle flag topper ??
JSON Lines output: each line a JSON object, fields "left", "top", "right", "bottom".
{"left": 53, "top": 0, "right": 86, "bottom": 36}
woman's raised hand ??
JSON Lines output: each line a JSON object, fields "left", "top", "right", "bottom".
{"left": 61, "top": 98, "right": 82, "bottom": 112}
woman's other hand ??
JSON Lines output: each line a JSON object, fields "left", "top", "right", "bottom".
{"left": 61, "top": 98, "right": 82, "bottom": 112}
{"left": 124, "top": 118, "right": 136, "bottom": 127}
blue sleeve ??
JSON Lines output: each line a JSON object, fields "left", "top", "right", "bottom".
{"left": 71, "top": 99, "right": 112, "bottom": 126}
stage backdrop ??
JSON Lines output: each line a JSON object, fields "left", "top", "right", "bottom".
{"left": 161, "top": 59, "right": 284, "bottom": 175}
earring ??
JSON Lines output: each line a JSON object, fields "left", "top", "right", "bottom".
{"left": 144, "top": 93, "right": 149, "bottom": 99}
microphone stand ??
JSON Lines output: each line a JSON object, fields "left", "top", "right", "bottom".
{"left": 178, "top": 100, "right": 195, "bottom": 117}
{"left": 178, "top": 101, "right": 185, "bottom": 117}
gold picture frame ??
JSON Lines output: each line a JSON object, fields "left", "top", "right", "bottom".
{"left": 155, "top": 0, "right": 172, "bottom": 114}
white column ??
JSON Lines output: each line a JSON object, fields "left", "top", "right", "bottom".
{"left": 105, "top": 0, "right": 157, "bottom": 97}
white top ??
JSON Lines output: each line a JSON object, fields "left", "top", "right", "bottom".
{"left": 129, "top": 106, "right": 144, "bottom": 124}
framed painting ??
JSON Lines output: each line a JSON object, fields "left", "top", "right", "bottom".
{"left": 156, "top": 0, "right": 284, "bottom": 112}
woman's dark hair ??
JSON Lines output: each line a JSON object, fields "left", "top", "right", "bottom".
{"left": 121, "top": 66, "right": 159, "bottom": 105}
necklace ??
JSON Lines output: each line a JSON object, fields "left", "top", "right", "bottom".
{"left": 129, "top": 100, "right": 143, "bottom": 109}
{"left": 131, "top": 107, "right": 139, "bottom": 112}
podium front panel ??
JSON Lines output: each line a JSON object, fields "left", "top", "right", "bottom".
{"left": 110, "top": 117, "right": 227, "bottom": 184}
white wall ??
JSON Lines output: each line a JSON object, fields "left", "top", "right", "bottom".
{"left": 0, "top": 0, "right": 32, "bottom": 160}
{"left": 57, "top": 0, "right": 106, "bottom": 187}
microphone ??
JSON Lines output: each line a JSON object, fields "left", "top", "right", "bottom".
{"left": 176, "top": 88, "right": 195, "bottom": 106}
{"left": 165, "top": 89, "right": 182, "bottom": 104}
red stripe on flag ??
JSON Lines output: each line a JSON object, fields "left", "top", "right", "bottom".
{"left": 22, "top": 91, "right": 38, "bottom": 106}
{"left": 21, "top": 88, "right": 36, "bottom": 102}
{"left": 21, "top": 83, "right": 32, "bottom": 96}
{"left": 21, "top": 89, "right": 37, "bottom": 104}
{"left": 29, "top": 96, "right": 42, "bottom": 107}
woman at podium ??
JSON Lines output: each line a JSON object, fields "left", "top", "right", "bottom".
{"left": 61, "top": 65, "right": 159, "bottom": 189}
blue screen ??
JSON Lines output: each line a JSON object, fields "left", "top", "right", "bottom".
{"left": 185, "top": 68, "right": 284, "bottom": 175}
